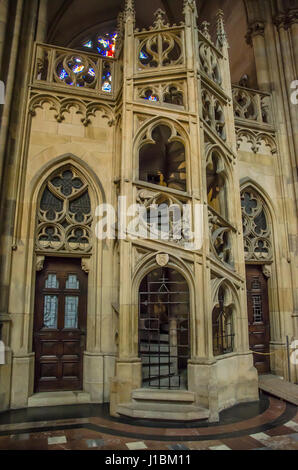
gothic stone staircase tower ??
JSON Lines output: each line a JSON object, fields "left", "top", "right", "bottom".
{"left": 110, "top": 0, "right": 258, "bottom": 422}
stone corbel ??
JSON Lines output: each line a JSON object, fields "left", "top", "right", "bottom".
{"left": 36, "top": 255, "right": 45, "bottom": 272}
{"left": 81, "top": 257, "right": 91, "bottom": 273}
{"left": 274, "top": 10, "right": 298, "bottom": 30}
{"left": 262, "top": 264, "right": 272, "bottom": 279}
{"left": 245, "top": 21, "right": 265, "bottom": 46}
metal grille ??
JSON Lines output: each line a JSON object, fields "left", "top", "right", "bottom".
{"left": 212, "top": 288, "right": 234, "bottom": 356}
{"left": 252, "top": 295, "right": 263, "bottom": 322}
{"left": 139, "top": 268, "right": 190, "bottom": 389}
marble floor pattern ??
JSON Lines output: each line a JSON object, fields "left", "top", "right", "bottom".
{"left": 0, "top": 393, "right": 297, "bottom": 451}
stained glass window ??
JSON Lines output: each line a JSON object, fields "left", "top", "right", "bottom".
{"left": 143, "top": 89, "right": 159, "bottom": 102}
{"left": 82, "top": 32, "right": 118, "bottom": 58}
{"left": 56, "top": 57, "right": 96, "bottom": 87}
{"left": 102, "top": 62, "right": 112, "bottom": 92}
{"left": 36, "top": 167, "right": 93, "bottom": 254}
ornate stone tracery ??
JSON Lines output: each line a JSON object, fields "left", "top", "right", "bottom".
{"left": 36, "top": 166, "right": 93, "bottom": 254}
{"left": 199, "top": 41, "right": 222, "bottom": 87}
{"left": 202, "top": 88, "right": 226, "bottom": 141}
{"left": 241, "top": 187, "right": 273, "bottom": 262}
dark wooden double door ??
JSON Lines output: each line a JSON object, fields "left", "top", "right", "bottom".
{"left": 246, "top": 265, "right": 270, "bottom": 374}
{"left": 33, "top": 258, "right": 87, "bottom": 392}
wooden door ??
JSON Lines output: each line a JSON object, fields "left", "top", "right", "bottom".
{"left": 246, "top": 265, "right": 270, "bottom": 374}
{"left": 33, "top": 258, "right": 87, "bottom": 392}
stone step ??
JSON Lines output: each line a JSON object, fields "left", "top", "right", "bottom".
{"left": 117, "top": 403, "right": 210, "bottom": 421}
{"left": 132, "top": 388, "right": 195, "bottom": 402}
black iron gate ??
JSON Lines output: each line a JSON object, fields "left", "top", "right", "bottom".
{"left": 138, "top": 268, "right": 190, "bottom": 389}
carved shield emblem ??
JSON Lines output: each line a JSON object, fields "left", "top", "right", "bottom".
{"left": 156, "top": 253, "right": 169, "bottom": 267}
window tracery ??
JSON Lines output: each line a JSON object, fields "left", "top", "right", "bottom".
{"left": 36, "top": 167, "right": 93, "bottom": 254}
{"left": 241, "top": 188, "right": 272, "bottom": 262}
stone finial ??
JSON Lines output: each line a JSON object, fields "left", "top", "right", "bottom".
{"left": 153, "top": 8, "right": 168, "bottom": 29}
{"left": 116, "top": 12, "right": 124, "bottom": 50}
{"left": 216, "top": 9, "right": 227, "bottom": 48}
{"left": 183, "top": 0, "right": 198, "bottom": 23}
{"left": 183, "top": 0, "right": 197, "bottom": 13}
{"left": 124, "top": 0, "right": 135, "bottom": 20}
{"left": 201, "top": 21, "right": 211, "bottom": 40}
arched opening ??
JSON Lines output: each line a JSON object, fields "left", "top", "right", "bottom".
{"left": 33, "top": 165, "right": 93, "bottom": 392}
{"left": 241, "top": 186, "right": 272, "bottom": 373}
{"left": 138, "top": 267, "right": 190, "bottom": 389}
{"left": 139, "top": 124, "right": 186, "bottom": 192}
{"left": 206, "top": 151, "right": 228, "bottom": 219}
{"left": 212, "top": 285, "right": 234, "bottom": 357}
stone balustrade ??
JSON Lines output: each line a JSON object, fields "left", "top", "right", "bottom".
{"left": 33, "top": 43, "right": 117, "bottom": 98}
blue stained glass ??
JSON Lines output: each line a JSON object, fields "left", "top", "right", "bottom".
{"left": 83, "top": 41, "right": 93, "bottom": 48}
{"left": 82, "top": 32, "right": 117, "bottom": 58}
{"left": 73, "top": 64, "right": 84, "bottom": 74}
{"left": 60, "top": 69, "right": 68, "bottom": 80}
{"left": 98, "top": 38, "right": 110, "bottom": 49}
{"left": 145, "top": 95, "right": 158, "bottom": 102}
{"left": 88, "top": 68, "right": 95, "bottom": 77}
{"left": 102, "top": 81, "right": 112, "bottom": 92}
{"left": 140, "top": 51, "right": 149, "bottom": 60}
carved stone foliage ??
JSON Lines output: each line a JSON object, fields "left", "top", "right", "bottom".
{"left": 202, "top": 88, "right": 226, "bottom": 141}
{"left": 232, "top": 86, "right": 272, "bottom": 124}
{"left": 199, "top": 42, "right": 222, "bottom": 87}
{"left": 36, "top": 166, "right": 93, "bottom": 254}
{"left": 236, "top": 128, "right": 277, "bottom": 155}
{"left": 208, "top": 209, "right": 233, "bottom": 266}
{"left": 29, "top": 94, "right": 115, "bottom": 128}
{"left": 241, "top": 188, "right": 273, "bottom": 262}
{"left": 137, "top": 82, "right": 184, "bottom": 106}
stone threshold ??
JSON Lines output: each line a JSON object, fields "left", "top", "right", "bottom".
{"left": 28, "top": 391, "right": 91, "bottom": 408}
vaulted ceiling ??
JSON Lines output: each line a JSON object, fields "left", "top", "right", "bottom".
{"left": 46, "top": 0, "right": 257, "bottom": 87}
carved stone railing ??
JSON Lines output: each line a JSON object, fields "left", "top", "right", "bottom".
{"left": 208, "top": 207, "right": 236, "bottom": 267}
{"left": 232, "top": 85, "right": 272, "bottom": 126}
{"left": 32, "top": 43, "right": 118, "bottom": 98}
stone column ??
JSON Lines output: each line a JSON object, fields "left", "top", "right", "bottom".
{"left": 0, "top": 0, "right": 9, "bottom": 72}
{"left": 246, "top": 22, "right": 271, "bottom": 92}
{"left": 36, "top": 0, "right": 47, "bottom": 42}
{"left": 110, "top": 0, "right": 142, "bottom": 417}
{"left": 289, "top": 16, "right": 298, "bottom": 74}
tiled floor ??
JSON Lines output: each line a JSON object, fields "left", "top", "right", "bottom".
{"left": 0, "top": 393, "right": 297, "bottom": 450}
